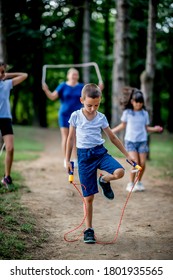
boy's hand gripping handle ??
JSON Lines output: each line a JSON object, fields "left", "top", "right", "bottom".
{"left": 68, "top": 161, "right": 74, "bottom": 183}
{"left": 126, "top": 159, "right": 142, "bottom": 171}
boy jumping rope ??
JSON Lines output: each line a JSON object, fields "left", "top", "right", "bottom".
{"left": 66, "top": 83, "right": 134, "bottom": 244}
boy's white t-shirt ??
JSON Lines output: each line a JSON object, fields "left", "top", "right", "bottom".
{"left": 69, "top": 109, "right": 109, "bottom": 149}
{"left": 121, "top": 109, "right": 150, "bottom": 142}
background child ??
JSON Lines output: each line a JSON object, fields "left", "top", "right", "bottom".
{"left": 112, "top": 88, "right": 163, "bottom": 192}
{"left": 66, "top": 83, "right": 134, "bottom": 244}
{"left": 0, "top": 62, "right": 28, "bottom": 188}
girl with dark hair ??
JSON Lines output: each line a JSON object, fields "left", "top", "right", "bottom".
{"left": 112, "top": 89, "right": 163, "bottom": 192}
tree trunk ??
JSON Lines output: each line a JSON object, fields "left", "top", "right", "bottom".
{"left": 27, "top": 0, "right": 46, "bottom": 127}
{"left": 167, "top": 29, "right": 173, "bottom": 133}
{"left": 0, "top": 0, "right": 3, "bottom": 61}
{"left": 82, "top": 0, "right": 90, "bottom": 84}
{"left": 0, "top": 0, "right": 6, "bottom": 62}
{"left": 103, "top": 4, "right": 111, "bottom": 123}
{"left": 111, "top": 0, "right": 130, "bottom": 135}
{"left": 140, "top": 0, "right": 157, "bottom": 122}
{"left": 140, "top": 0, "right": 158, "bottom": 159}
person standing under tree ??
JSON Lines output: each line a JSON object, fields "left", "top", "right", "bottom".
{"left": 42, "top": 68, "right": 84, "bottom": 168}
{"left": 0, "top": 62, "right": 28, "bottom": 188}
{"left": 111, "top": 88, "right": 163, "bottom": 192}
{"left": 66, "top": 83, "right": 134, "bottom": 244}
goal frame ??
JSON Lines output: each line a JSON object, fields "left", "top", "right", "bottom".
{"left": 42, "top": 62, "right": 103, "bottom": 85}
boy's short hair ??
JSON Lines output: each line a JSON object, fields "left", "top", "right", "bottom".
{"left": 81, "top": 83, "right": 102, "bottom": 99}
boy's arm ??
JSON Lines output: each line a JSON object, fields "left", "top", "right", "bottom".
{"left": 103, "top": 126, "right": 134, "bottom": 164}
{"left": 111, "top": 122, "right": 126, "bottom": 133}
{"left": 5, "top": 72, "right": 28, "bottom": 86}
{"left": 66, "top": 125, "right": 76, "bottom": 172}
{"left": 42, "top": 83, "right": 58, "bottom": 101}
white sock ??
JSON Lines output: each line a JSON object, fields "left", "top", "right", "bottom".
{"left": 100, "top": 177, "right": 106, "bottom": 183}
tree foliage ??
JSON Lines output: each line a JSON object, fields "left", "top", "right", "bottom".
{"left": 1, "top": 0, "right": 173, "bottom": 132}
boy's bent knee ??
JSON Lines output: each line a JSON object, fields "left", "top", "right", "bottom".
{"left": 113, "top": 168, "right": 125, "bottom": 179}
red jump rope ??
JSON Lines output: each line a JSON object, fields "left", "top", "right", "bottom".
{"left": 64, "top": 160, "right": 142, "bottom": 244}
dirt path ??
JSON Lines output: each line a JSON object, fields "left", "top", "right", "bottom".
{"left": 14, "top": 128, "right": 173, "bottom": 260}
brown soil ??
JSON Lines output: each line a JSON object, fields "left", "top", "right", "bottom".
{"left": 14, "top": 128, "right": 173, "bottom": 260}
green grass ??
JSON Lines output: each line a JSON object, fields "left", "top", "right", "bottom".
{"left": 1, "top": 125, "right": 44, "bottom": 162}
{"left": 148, "top": 132, "right": 173, "bottom": 178}
{"left": 0, "top": 125, "right": 48, "bottom": 259}
{"left": 14, "top": 125, "right": 44, "bottom": 161}
{"left": 0, "top": 189, "right": 49, "bottom": 259}
{"left": 104, "top": 131, "right": 173, "bottom": 178}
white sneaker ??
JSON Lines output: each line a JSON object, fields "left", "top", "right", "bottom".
{"left": 135, "top": 181, "right": 145, "bottom": 191}
{"left": 126, "top": 182, "right": 138, "bottom": 192}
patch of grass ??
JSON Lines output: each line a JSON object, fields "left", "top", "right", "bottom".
{"left": 0, "top": 125, "right": 44, "bottom": 162}
{"left": 20, "top": 223, "right": 34, "bottom": 233}
{"left": 104, "top": 139, "right": 124, "bottom": 158}
{"left": 0, "top": 125, "right": 48, "bottom": 259}
{"left": 148, "top": 132, "right": 173, "bottom": 178}
{"left": 14, "top": 152, "right": 39, "bottom": 161}
{"left": 0, "top": 232, "right": 25, "bottom": 259}
{"left": 0, "top": 191, "right": 49, "bottom": 259}
{"left": 14, "top": 125, "right": 44, "bottom": 161}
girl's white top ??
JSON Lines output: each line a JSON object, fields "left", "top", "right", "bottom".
{"left": 121, "top": 109, "right": 150, "bottom": 142}
{"left": 69, "top": 109, "right": 109, "bottom": 148}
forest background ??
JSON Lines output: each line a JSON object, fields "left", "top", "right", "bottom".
{"left": 0, "top": 0, "right": 173, "bottom": 133}
{"left": 0, "top": 0, "right": 173, "bottom": 261}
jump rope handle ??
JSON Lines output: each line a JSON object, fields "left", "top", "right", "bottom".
{"left": 68, "top": 161, "right": 74, "bottom": 183}
{"left": 126, "top": 159, "right": 142, "bottom": 171}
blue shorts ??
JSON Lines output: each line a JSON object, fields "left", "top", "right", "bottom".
{"left": 124, "top": 140, "right": 149, "bottom": 153}
{"left": 77, "top": 145, "right": 124, "bottom": 197}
